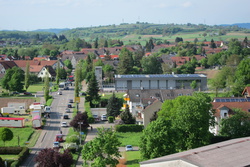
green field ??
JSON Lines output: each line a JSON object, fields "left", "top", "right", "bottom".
{"left": 116, "top": 132, "right": 143, "bottom": 147}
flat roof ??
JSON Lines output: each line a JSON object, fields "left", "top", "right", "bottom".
{"left": 115, "top": 74, "right": 206, "bottom": 79}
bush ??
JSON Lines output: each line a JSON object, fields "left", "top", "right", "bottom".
{"left": 115, "top": 124, "right": 144, "bottom": 132}
{"left": 65, "top": 135, "right": 80, "bottom": 145}
{"left": 108, "top": 116, "right": 114, "bottom": 123}
{"left": 88, "top": 116, "right": 95, "bottom": 124}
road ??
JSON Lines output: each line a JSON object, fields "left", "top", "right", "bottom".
{"left": 20, "top": 86, "right": 75, "bottom": 167}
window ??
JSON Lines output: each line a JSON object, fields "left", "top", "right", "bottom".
{"left": 178, "top": 93, "right": 182, "bottom": 96}
{"left": 224, "top": 113, "right": 227, "bottom": 117}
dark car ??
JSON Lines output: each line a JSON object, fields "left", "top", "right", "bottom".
{"left": 11, "top": 91, "right": 20, "bottom": 95}
{"left": 24, "top": 92, "right": 32, "bottom": 95}
{"left": 69, "top": 99, "right": 73, "bottom": 103}
{"left": 64, "top": 87, "right": 69, "bottom": 90}
{"left": 67, "top": 104, "right": 72, "bottom": 108}
{"left": 63, "top": 114, "right": 69, "bottom": 119}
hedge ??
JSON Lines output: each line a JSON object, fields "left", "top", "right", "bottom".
{"left": 115, "top": 124, "right": 144, "bottom": 132}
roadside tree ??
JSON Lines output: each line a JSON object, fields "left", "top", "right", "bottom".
{"left": 69, "top": 112, "right": 89, "bottom": 131}
{"left": 82, "top": 127, "right": 121, "bottom": 167}
{"left": 141, "top": 55, "right": 162, "bottom": 74}
{"left": 0, "top": 128, "right": 13, "bottom": 146}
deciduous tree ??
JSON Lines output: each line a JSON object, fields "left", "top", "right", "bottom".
{"left": 69, "top": 112, "right": 89, "bottom": 131}
{"left": 35, "top": 148, "right": 73, "bottom": 167}
{"left": 0, "top": 128, "right": 13, "bottom": 146}
{"left": 140, "top": 118, "right": 176, "bottom": 159}
{"left": 82, "top": 127, "right": 121, "bottom": 167}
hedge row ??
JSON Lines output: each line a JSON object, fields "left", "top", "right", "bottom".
{"left": 115, "top": 124, "right": 144, "bottom": 132}
{"left": 11, "top": 147, "right": 29, "bottom": 167}
{"left": 0, "top": 147, "right": 23, "bottom": 154}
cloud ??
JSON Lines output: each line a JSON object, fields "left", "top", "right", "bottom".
{"left": 181, "top": 1, "right": 192, "bottom": 8}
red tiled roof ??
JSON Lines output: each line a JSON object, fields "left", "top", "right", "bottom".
{"left": 242, "top": 87, "right": 250, "bottom": 97}
{"left": 212, "top": 101, "right": 250, "bottom": 117}
{"left": 29, "top": 65, "right": 43, "bottom": 72}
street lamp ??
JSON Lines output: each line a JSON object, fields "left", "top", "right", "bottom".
{"left": 78, "top": 122, "right": 83, "bottom": 144}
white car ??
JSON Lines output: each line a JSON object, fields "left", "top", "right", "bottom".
{"left": 58, "top": 91, "right": 62, "bottom": 95}
{"left": 61, "top": 122, "right": 68, "bottom": 127}
{"left": 53, "top": 141, "right": 60, "bottom": 148}
{"left": 101, "top": 114, "right": 107, "bottom": 121}
{"left": 125, "top": 145, "right": 133, "bottom": 151}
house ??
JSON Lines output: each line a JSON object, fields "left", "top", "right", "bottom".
{"left": 0, "top": 61, "right": 18, "bottom": 78}
{"left": 171, "top": 56, "right": 191, "bottom": 67}
{"left": 211, "top": 97, "right": 250, "bottom": 135}
{"left": 140, "top": 136, "right": 250, "bottom": 167}
{"left": 125, "top": 89, "right": 194, "bottom": 124}
{"left": 0, "top": 117, "right": 25, "bottom": 128}
{"left": 242, "top": 86, "right": 250, "bottom": 97}
{"left": 37, "top": 65, "right": 56, "bottom": 80}
{"left": 115, "top": 74, "right": 207, "bottom": 91}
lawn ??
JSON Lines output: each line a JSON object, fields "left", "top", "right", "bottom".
{"left": 125, "top": 151, "right": 141, "bottom": 167}
{"left": 116, "top": 132, "right": 143, "bottom": 147}
{"left": 0, "top": 127, "right": 34, "bottom": 147}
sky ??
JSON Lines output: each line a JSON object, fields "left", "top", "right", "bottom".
{"left": 1, "top": 0, "right": 250, "bottom": 31}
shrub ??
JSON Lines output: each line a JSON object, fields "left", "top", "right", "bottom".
{"left": 0, "top": 147, "right": 23, "bottom": 154}
{"left": 115, "top": 124, "right": 144, "bottom": 132}
{"left": 108, "top": 116, "right": 114, "bottom": 123}
{"left": 65, "top": 135, "right": 80, "bottom": 145}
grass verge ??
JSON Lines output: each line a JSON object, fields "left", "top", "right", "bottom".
{"left": 125, "top": 151, "right": 141, "bottom": 167}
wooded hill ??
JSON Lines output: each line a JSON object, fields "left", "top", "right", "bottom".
{"left": 0, "top": 23, "right": 249, "bottom": 44}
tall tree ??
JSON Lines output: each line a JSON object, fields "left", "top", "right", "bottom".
{"left": 141, "top": 55, "right": 162, "bottom": 74}
{"left": 74, "top": 63, "right": 81, "bottom": 98}
{"left": 63, "top": 59, "right": 73, "bottom": 70}
{"left": 56, "top": 60, "right": 60, "bottom": 85}
{"left": 0, "top": 128, "right": 13, "bottom": 146}
{"left": 82, "top": 127, "right": 121, "bottom": 167}
{"left": 24, "top": 61, "right": 30, "bottom": 90}
{"left": 120, "top": 104, "right": 136, "bottom": 124}
{"left": 158, "top": 92, "right": 214, "bottom": 151}
{"left": 85, "top": 72, "right": 100, "bottom": 107}
{"left": 235, "top": 58, "right": 250, "bottom": 86}
{"left": 117, "top": 48, "right": 134, "bottom": 74}
{"left": 44, "top": 73, "right": 50, "bottom": 102}
{"left": 106, "top": 93, "right": 122, "bottom": 117}
{"left": 210, "top": 39, "right": 217, "bottom": 48}
{"left": 140, "top": 118, "right": 176, "bottom": 159}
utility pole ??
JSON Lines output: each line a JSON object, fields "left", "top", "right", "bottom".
{"left": 78, "top": 122, "right": 83, "bottom": 144}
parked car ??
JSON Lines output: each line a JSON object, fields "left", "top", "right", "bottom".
{"left": 53, "top": 141, "right": 60, "bottom": 148}
{"left": 101, "top": 114, "right": 107, "bottom": 121}
{"left": 63, "top": 114, "right": 69, "bottom": 119}
{"left": 64, "top": 87, "right": 69, "bottom": 90}
{"left": 69, "top": 99, "right": 73, "bottom": 103}
{"left": 61, "top": 122, "right": 68, "bottom": 127}
{"left": 24, "top": 92, "right": 32, "bottom": 95}
{"left": 58, "top": 91, "right": 62, "bottom": 95}
{"left": 125, "top": 145, "right": 133, "bottom": 151}
{"left": 11, "top": 91, "right": 20, "bottom": 95}
{"left": 65, "top": 108, "right": 70, "bottom": 113}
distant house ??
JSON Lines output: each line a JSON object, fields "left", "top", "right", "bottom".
{"left": 140, "top": 136, "right": 250, "bottom": 167}
{"left": 37, "top": 65, "right": 56, "bottom": 79}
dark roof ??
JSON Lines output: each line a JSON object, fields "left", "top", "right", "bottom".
{"left": 115, "top": 74, "right": 206, "bottom": 79}
{"left": 127, "top": 89, "right": 194, "bottom": 104}
{"left": 0, "top": 61, "right": 18, "bottom": 69}
{"left": 45, "top": 65, "right": 56, "bottom": 77}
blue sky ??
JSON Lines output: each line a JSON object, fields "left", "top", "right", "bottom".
{"left": 1, "top": 0, "right": 250, "bottom": 31}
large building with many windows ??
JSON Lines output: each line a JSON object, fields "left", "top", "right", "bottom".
{"left": 115, "top": 74, "right": 207, "bottom": 91}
